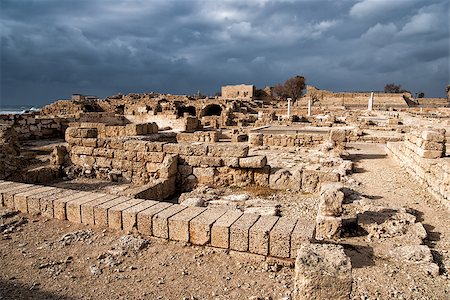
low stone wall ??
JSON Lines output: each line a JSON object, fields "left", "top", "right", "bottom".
{"left": 403, "top": 128, "right": 446, "bottom": 159}
{"left": 0, "top": 180, "right": 314, "bottom": 259}
{"left": 176, "top": 131, "right": 219, "bottom": 143}
{"left": 0, "top": 114, "right": 66, "bottom": 140}
{"left": 387, "top": 142, "right": 449, "bottom": 210}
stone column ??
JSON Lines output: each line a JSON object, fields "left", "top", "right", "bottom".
{"left": 368, "top": 92, "right": 374, "bottom": 111}
{"left": 307, "top": 98, "right": 312, "bottom": 116}
{"left": 287, "top": 98, "right": 292, "bottom": 118}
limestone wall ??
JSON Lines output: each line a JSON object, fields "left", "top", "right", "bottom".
{"left": 65, "top": 123, "right": 345, "bottom": 194}
{"left": 0, "top": 114, "right": 66, "bottom": 140}
{"left": 387, "top": 129, "right": 449, "bottom": 209}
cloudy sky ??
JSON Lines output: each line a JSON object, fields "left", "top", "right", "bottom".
{"left": 1, "top": 0, "right": 449, "bottom": 106}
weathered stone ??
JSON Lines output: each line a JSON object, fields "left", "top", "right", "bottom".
{"left": 315, "top": 215, "right": 342, "bottom": 240}
{"left": 108, "top": 199, "right": 145, "bottom": 230}
{"left": 122, "top": 200, "right": 158, "bottom": 233}
{"left": 290, "top": 218, "right": 316, "bottom": 258}
{"left": 248, "top": 215, "right": 279, "bottom": 255}
{"left": 239, "top": 155, "right": 267, "bottom": 168}
{"left": 81, "top": 194, "right": 119, "bottom": 225}
{"left": 294, "top": 243, "right": 352, "bottom": 300}
{"left": 93, "top": 196, "right": 131, "bottom": 227}
{"left": 229, "top": 213, "right": 260, "bottom": 252}
{"left": 189, "top": 208, "right": 227, "bottom": 245}
{"left": 152, "top": 205, "right": 187, "bottom": 239}
{"left": 66, "top": 193, "right": 108, "bottom": 223}
{"left": 269, "top": 217, "right": 297, "bottom": 258}
{"left": 207, "top": 144, "right": 249, "bottom": 158}
{"left": 137, "top": 202, "right": 173, "bottom": 236}
{"left": 211, "top": 210, "right": 243, "bottom": 249}
{"left": 168, "top": 206, "right": 206, "bottom": 242}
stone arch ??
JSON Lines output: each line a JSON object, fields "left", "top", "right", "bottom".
{"left": 177, "top": 105, "right": 197, "bottom": 117}
{"left": 201, "top": 104, "right": 222, "bottom": 117}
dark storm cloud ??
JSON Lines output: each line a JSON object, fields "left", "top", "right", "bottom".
{"left": 1, "top": 0, "right": 448, "bottom": 106}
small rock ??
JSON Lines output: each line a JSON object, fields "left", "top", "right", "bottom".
{"left": 89, "top": 266, "right": 102, "bottom": 276}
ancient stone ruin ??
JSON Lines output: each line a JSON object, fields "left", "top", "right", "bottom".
{"left": 1, "top": 87, "right": 449, "bottom": 299}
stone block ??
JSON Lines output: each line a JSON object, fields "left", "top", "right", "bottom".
{"left": 168, "top": 206, "right": 206, "bottom": 242}
{"left": 66, "top": 193, "right": 108, "bottom": 223}
{"left": 329, "top": 129, "right": 346, "bottom": 143}
{"left": 0, "top": 182, "right": 30, "bottom": 207}
{"left": 137, "top": 151, "right": 165, "bottom": 163}
{"left": 137, "top": 202, "right": 173, "bottom": 236}
{"left": 222, "top": 157, "right": 240, "bottom": 168}
{"left": 53, "top": 191, "right": 90, "bottom": 220}
{"left": 185, "top": 156, "right": 223, "bottom": 167}
{"left": 207, "top": 144, "right": 249, "bottom": 158}
{"left": 294, "top": 243, "right": 352, "bottom": 300}
{"left": 146, "top": 142, "right": 166, "bottom": 152}
{"left": 417, "top": 148, "right": 443, "bottom": 159}
{"left": 152, "top": 204, "right": 187, "bottom": 239}
{"left": 315, "top": 215, "right": 342, "bottom": 240}
{"left": 290, "top": 218, "right": 316, "bottom": 258}
{"left": 239, "top": 155, "right": 267, "bottom": 168}
{"left": 14, "top": 186, "right": 55, "bottom": 213}
{"left": 163, "top": 143, "right": 208, "bottom": 156}
{"left": 93, "top": 196, "right": 131, "bottom": 227}
{"left": 160, "top": 154, "right": 178, "bottom": 179}
{"left": 249, "top": 133, "right": 263, "bottom": 146}
{"left": 211, "top": 210, "right": 243, "bottom": 249}
{"left": 189, "top": 208, "right": 227, "bottom": 245}
{"left": 229, "top": 213, "right": 260, "bottom": 252}
{"left": 93, "top": 148, "right": 114, "bottom": 158}
{"left": 269, "top": 217, "right": 297, "bottom": 258}
{"left": 301, "top": 169, "right": 320, "bottom": 193}
{"left": 108, "top": 199, "right": 145, "bottom": 230}
{"left": 1, "top": 184, "right": 38, "bottom": 209}
{"left": 253, "top": 166, "right": 271, "bottom": 186}
{"left": 421, "top": 130, "right": 444, "bottom": 143}
{"left": 122, "top": 200, "right": 158, "bottom": 232}
{"left": 81, "top": 194, "right": 119, "bottom": 225}
{"left": 318, "top": 188, "right": 345, "bottom": 217}
{"left": 39, "top": 189, "right": 77, "bottom": 218}
{"left": 71, "top": 146, "right": 94, "bottom": 156}
{"left": 248, "top": 215, "right": 279, "bottom": 255}
{"left": 421, "top": 141, "right": 444, "bottom": 151}
{"left": 192, "top": 167, "right": 216, "bottom": 185}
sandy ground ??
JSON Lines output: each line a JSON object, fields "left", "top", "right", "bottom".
{"left": 1, "top": 142, "right": 449, "bottom": 299}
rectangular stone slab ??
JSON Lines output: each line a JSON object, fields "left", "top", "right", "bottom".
{"left": 28, "top": 187, "right": 62, "bottom": 215}
{"left": 249, "top": 215, "right": 279, "bottom": 255}
{"left": 190, "top": 208, "right": 227, "bottom": 246}
{"left": 7, "top": 185, "right": 50, "bottom": 210}
{"left": 53, "top": 191, "right": 91, "bottom": 220}
{"left": 136, "top": 202, "right": 173, "bottom": 236}
{"left": 229, "top": 213, "right": 260, "bottom": 252}
{"left": 40, "top": 189, "right": 79, "bottom": 218}
{"left": 94, "top": 196, "right": 131, "bottom": 227}
{"left": 0, "top": 183, "right": 33, "bottom": 208}
{"left": 152, "top": 204, "right": 187, "bottom": 239}
{"left": 168, "top": 206, "right": 206, "bottom": 242}
{"left": 108, "top": 199, "right": 145, "bottom": 230}
{"left": 269, "top": 217, "right": 297, "bottom": 258}
{"left": 1, "top": 184, "right": 43, "bottom": 210}
{"left": 66, "top": 193, "right": 108, "bottom": 223}
{"left": 290, "top": 218, "right": 315, "bottom": 258}
{"left": 211, "top": 210, "right": 243, "bottom": 249}
{"left": 14, "top": 186, "right": 54, "bottom": 213}
{"left": 122, "top": 200, "right": 159, "bottom": 233}
{"left": 80, "top": 194, "right": 120, "bottom": 225}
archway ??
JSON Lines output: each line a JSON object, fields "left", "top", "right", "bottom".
{"left": 177, "top": 106, "right": 197, "bottom": 117}
{"left": 201, "top": 104, "right": 222, "bottom": 117}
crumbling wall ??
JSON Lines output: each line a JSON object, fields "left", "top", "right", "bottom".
{"left": 0, "top": 114, "right": 66, "bottom": 140}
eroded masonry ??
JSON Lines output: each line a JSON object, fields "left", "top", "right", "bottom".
{"left": 1, "top": 85, "right": 449, "bottom": 299}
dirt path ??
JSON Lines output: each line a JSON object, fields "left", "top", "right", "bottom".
{"left": 346, "top": 142, "right": 449, "bottom": 299}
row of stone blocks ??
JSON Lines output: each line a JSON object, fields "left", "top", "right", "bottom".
{"left": 386, "top": 142, "right": 450, "bottom": 210}
{"left": 0, "top": 181, "right": 313, "bottom": 259}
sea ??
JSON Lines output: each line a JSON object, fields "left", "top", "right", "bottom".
{"left": 0, "top": 105, "right": 40, "bottom": 115}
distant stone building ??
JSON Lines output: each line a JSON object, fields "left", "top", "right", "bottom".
{"left": 221, "top": 84, "right": 255, "bottom": 99}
